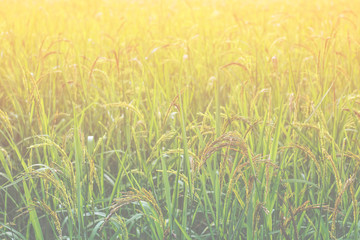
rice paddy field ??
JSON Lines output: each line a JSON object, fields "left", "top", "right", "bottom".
{"left": 0, "top": 0, "right": 360, "bottom": 239}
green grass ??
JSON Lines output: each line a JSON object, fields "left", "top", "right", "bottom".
{"left": 1, "top": 0, "right": 360, "bottom": 239}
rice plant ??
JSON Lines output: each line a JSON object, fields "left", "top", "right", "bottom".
{"left": 0, "top": 0, "right": 359, "bottom": 239}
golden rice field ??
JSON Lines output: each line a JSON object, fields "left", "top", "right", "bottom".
{"left": 0, "top": 0, "right": 360, "bottom": 239}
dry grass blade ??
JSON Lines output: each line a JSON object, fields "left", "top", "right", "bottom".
{"left": 280, "top": 213, "right": 291, "bottom": 240}
{"left": 221, "top": 115, "right": 251, "bottom": 132}
{"left": 29, "top": 170, "right": 74, "bottom": 222}
{"left": 199, "top": 131, "right": 248, "bottom": 168}
{"left": 220, "top": 62, "right": 252, "bottom": 81}
{"left": 349, "top": 180, "right": 357, "bottom": 235}
{"left": 85, "top": 149, "right": 98, "bottom": 194}
{"left": 343, "top": 108, "right": 360, "bottom": 119}
{"left": 225, "top": 158, "right": 249, "bottom": 204}
{"left": 331, "top": 175, "right": 355, "bottom": 238}
{"left": 29, "top": 136, "right": 69, "bottom": 159}
{"left": 323, "top": 149, "right": 342, "bottom": 190}
{"left": 101, "top": 188, "right": 164, "bottom": 232}
{"left": 287, "top": 201, "right": 299, "bottom": 240}
{"left": 253, "top": 202, "right": 270, "bottom": 236}
{"left": 33, "top": 200, "right": 63, "bottom": 239}
{"left": 162, "top": 88, "right": 187, "bottom": 126}
{"left": 13, "top": 200, "right": 62, "bottom": 239}
{"left": 103, "top": 102, "right": 145, "bottom": 122}
{"left": 0, "top": 109, "right": 14, "bottom": 137}
{"left": 281, "top": 144, "right": 321, "bottom": 175}
{"left": 283, "top": 201, "right": 334, "bottom": 229}
{"left": 146, "top": 130, "right": 177, "bottom": 162}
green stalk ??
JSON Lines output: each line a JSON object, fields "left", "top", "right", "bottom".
{"left": 23, "top": 178, "right": 44, "bottom": 240}
{"left": 74, "top": 109, "right": 84, "bottom": 237}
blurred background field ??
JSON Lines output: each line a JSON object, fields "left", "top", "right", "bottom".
{"left": 0, "top": 0, "right": 360, "bottom": 239}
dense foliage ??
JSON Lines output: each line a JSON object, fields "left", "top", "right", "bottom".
{"left": 0, "top": 0, "right": 360, "bottom": 239}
